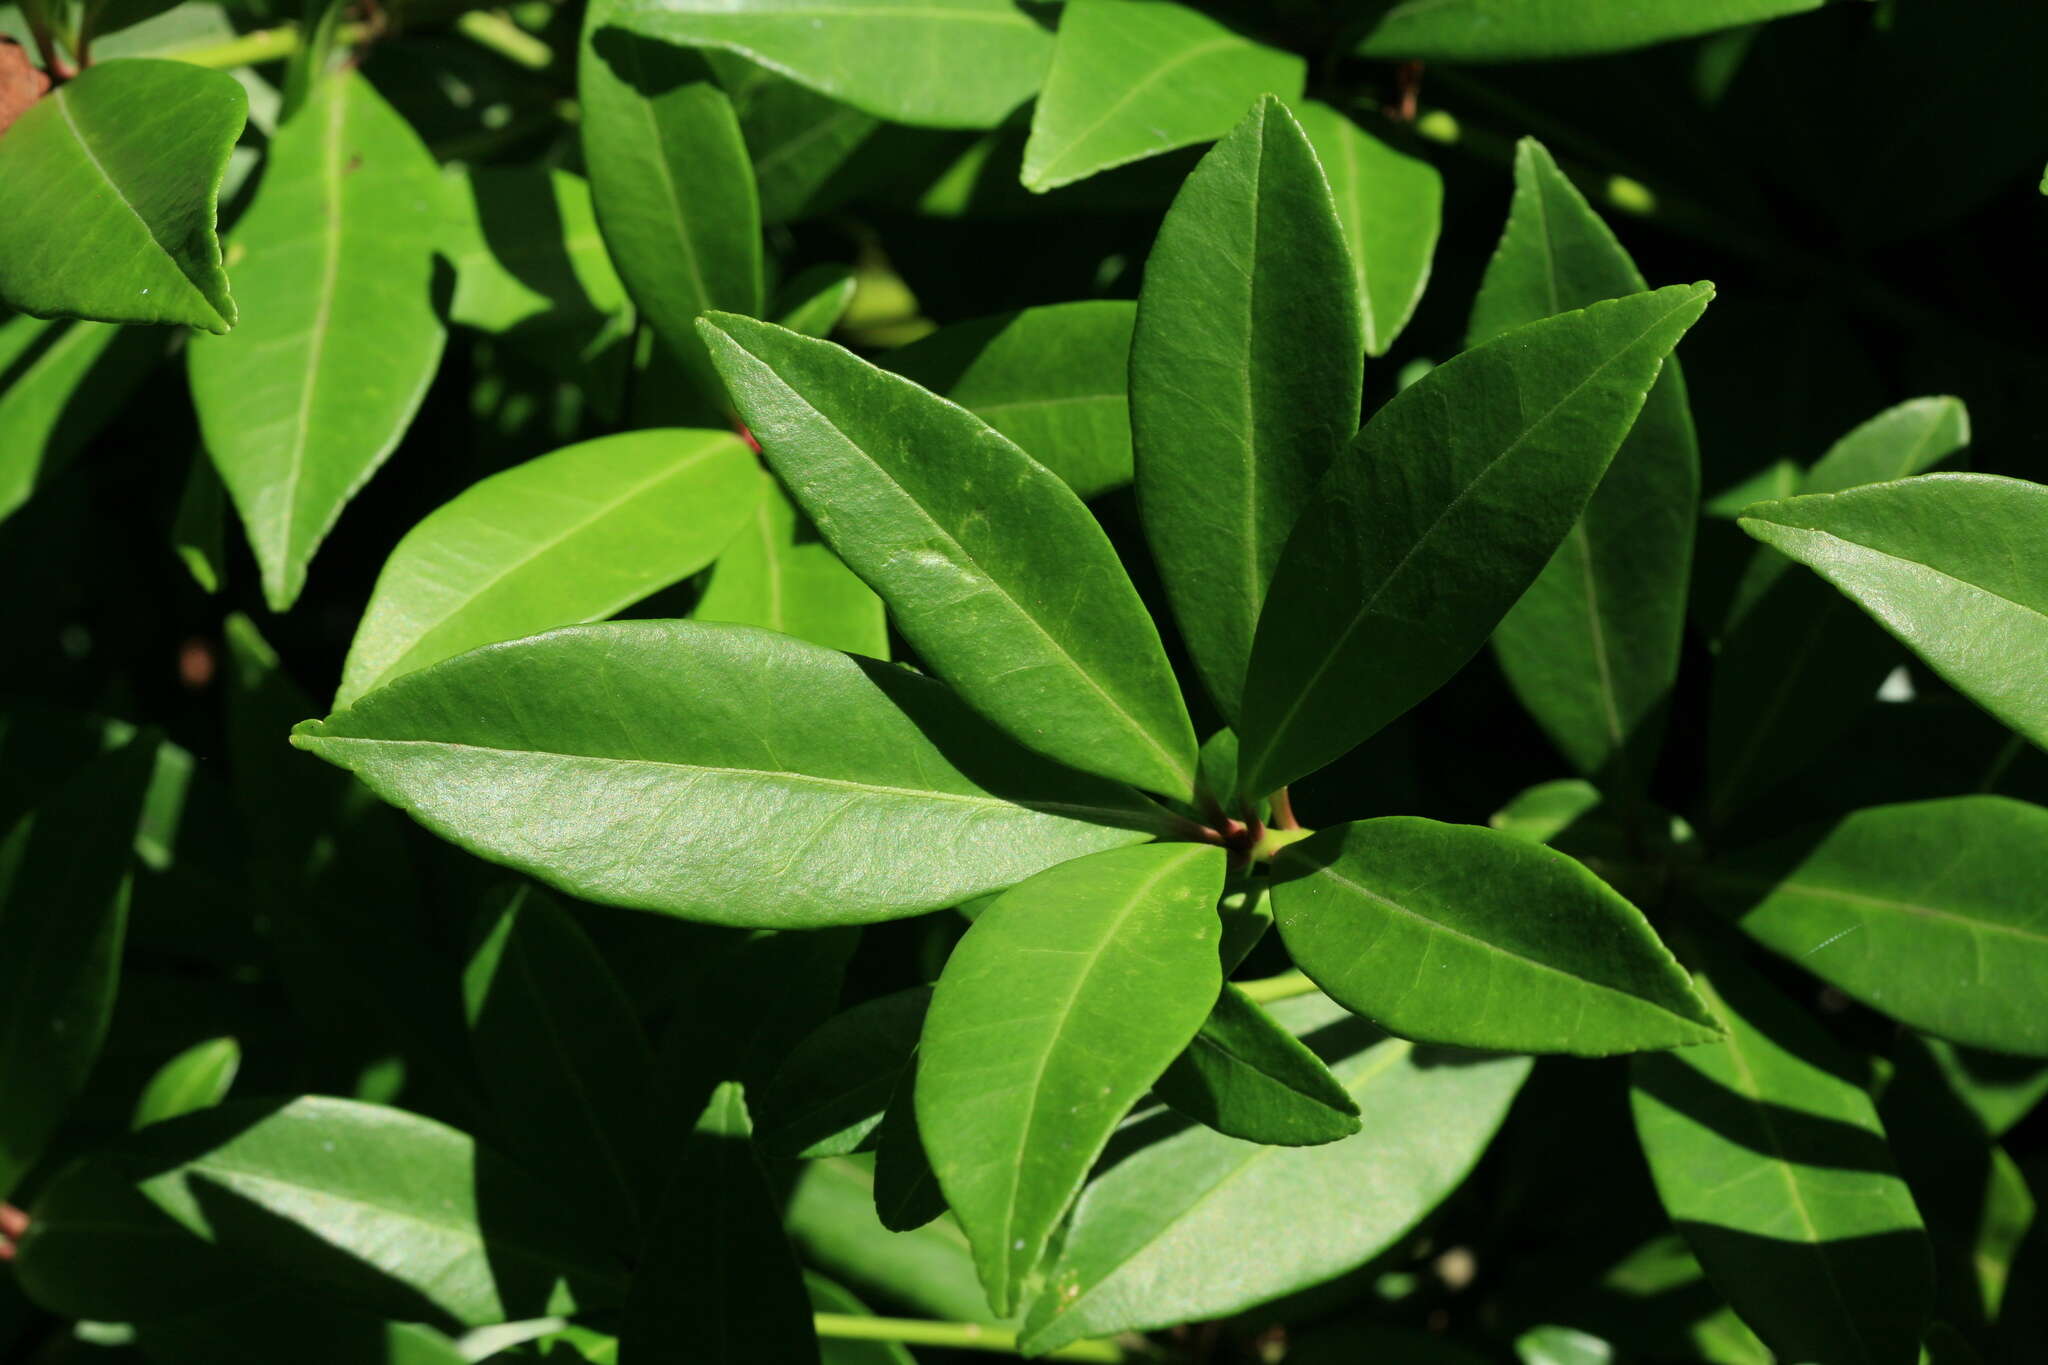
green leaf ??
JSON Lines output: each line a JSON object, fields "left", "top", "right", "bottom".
{"left": 757, "top": 986, "right": 930, "bottom": 1159}
{"left": 1295, "top": 100, "right": 1441, "bottom": 357}
{"left": 1631, "top": 945, "right": 1934, "bottom": 1365}
{"left": 1019, "top": 994, "right": 1532, "bottom": 1354}
{"left": 1902, "top": 1035, "right": 2048, "bottom": 1140}
{"left": 0, "top": 739, "right": 153, "bottom": 1198}
{"left": 1489, "top": 777, "right": 1605, "bottom": 846}
{"left": 918, "top": 843, "right": 1225, "bottom": 1314}
{"left": 1021, "top": 0, "right": 1304, "bottom": 192}
{"left": 442, "top": 165, "right": 628, "bottom": 342}
{"left": 693, "top": 478, "right": 889, "bottom": 658}
{"left": 187, "top": 70, "right": 446, "bottom": 612}
{"left": 623, "top": 1083, "right": 820, "bottom": 1365}
{"left": 0, "top": 313, "right": 160, "bottom": 524}
{"left": 580, "top": 10, "right": 762, "bottom": 412}
{"left": 1352, "top": 0, "right": 1834, "bottom": 62}
{"left": 784, "top": 1156, "right": 994, "bottom": 1324}
{"left": 463, "top": 884, "right": 658, "bottom": 1237}
{"left": 131, "top": 1036, "right": 240, "bottom": 1129}
{"left": 607, "top": 0, "right": 1054, "bottom": 130}
{"left": 720, "top": 61, "right": 886, "bottom": 226}
{"left": 1153, "top": 983, "right": 1361, "bottom": 1145}
{"left": 871, "top": 1079, "right": 946, "bottom": 1233}
{"left": 294, "top": 621, "right": 1170, "bottom": 926}
{"left": 1132, "top": 94, "right": 1363, "bottom": 722}
{"left": 1738, "top": 473, "right": 2048, "bottom": 754}
{"left": 1468, "top": 139, "right": 1700, "bottom": 796}
{"left": 1237, "top": 283, "right": 1713, "bottom": 800}
{"left": 700, "top": 313, "right": 1198, "bottom": 799}
{"left": 1708, "top": 399, "right": 1970, "bottom": 821}
{"left": 171, "top": 451, "right": 228, "bottom": 594}
{"left": 15, "top": 1096, "right": 627, "bottom": 1326}
{"left": 775, "top": 263, "right": 859, "bottom": 337}
{"left": 336, "top": 428, "right": 761, "bottom": 707}
{"left": 0, "top": 59, "right": 243, "bottom": 331}
{"left": 1273, "top": 818, "right": 1721, "bottom": 1055}
{"left": 883, "top": 301, "right": 1137, "bottom": 500}
{"left": 1705, "top": 797, "right": 2048, "bottom": 1057}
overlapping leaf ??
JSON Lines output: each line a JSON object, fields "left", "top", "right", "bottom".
{"left": 1352, "top": 0, "right": 1832, "bottom": 62}
{"left": 694, "top": 478, "right": 889, "bottom": 657}
{"left": 295, "top": 622, "right": 1170, "bottom": 926}
{"left": 1296, "top": 101, "right": 1441, "bottom": 357}
{"left": 1153, "top": 983, "right": 1361, "bottom": 1145}
{"left": 188, "top": 70, "right": 445, "bottom": 612}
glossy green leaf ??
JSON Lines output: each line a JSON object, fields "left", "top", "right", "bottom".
{"left": 918, "top": 843, "right": 1225, "bottom": 1314}
{"left": 1631, "top": 947, "right": 1933, "bottom": 1365}
{"left": 1019, "top": 994, "right": 1531, "bottom": 1353}
{"left": 1273, "top": 818, "right": 1720, "bottom": 1055}
{"left": 15, "top": 1096, "right": 627, "bottom": 1325}
{"left": 0, "top": 739, "right": 152, "bottom": 1198}
{"left": 1490, "top": 778, "right": 1604, "bottom": 846}
{"left": 884, "top": 301, "right": 1137, "bottom": 500}
{"left": 463, "top": 884, "right": 657, "bottom": 1237}
{"left": 0, "top": 313, "right": 159, "bottom": 523}
{"left": 1905, "top": 1035, "right": 2048, "bottom": 1139}
{"left": 718, "top": 60, "right": 886, "bottom": 225}
{"left": 1238, "top": 283, "right": 1713, "bottom": 800}
{"left": 1022, "top": 0, "right": 1304, "bottom": 191}
{"left": 1133, "top": 94, "right": 1363, "bottom": 721}
{"left": 1709, "top": 399, "right": 1970, "bottom": 821}
{"left": 1352, "top": 0, "right": 1834, "bottom": 62}
{"left": 775, "top": 263, "right": 859, "bottom": 337}
{"left": 1469, "top": 139, "right": 1700, "bottom": 795}
{"left": 693, "top": 478, "right": 889, "bottom": 658}
{"left": 1153, "top": 982, "right": 1361, "bottom": 1145}
{"left": 757, "top": 986, "right": 930, "bottom": 1159}
{"left": 871, "top": 1079, "right": 946, "bottom": 1233}
{"left": 700, "top": 312, "right": 1198, "bottom": 798}
{"left": 607, "top": 0, "right": 1054, "bottom": 130}
{"left": 580, "top": 7, "right": 762, "bottom": 412}
{"left": 187, "top": 70, "right": 446, "bottom": 612}
{"left": 294, "top": 622, "right": 1169, "bottom": 926}
{"left": 1739, "top": 473, "right": 2048, "bottom": 754}
{"left": 784, "top": 1156, "right": 994, "bottom": 1324}
{"left": 623, "top": 1083, "right": 820, "bottom": 1365}
{"left": 0, "top": 60, "right": 242, "bottom": 331}
{"left": 131, "top": 1036, "right": 240, "bottom": 1129}
{"left": 337, "top": 428, "right": 761, "bottom": 707}
{"left": 1295, "top": 100, "right": 1441, "bottom": 357}
{"left": 1706, "top": 797, "right": 2048, "bottom": 1057}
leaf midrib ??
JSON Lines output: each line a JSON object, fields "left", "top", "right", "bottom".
{"left": 52, "top": 87, "right": 214, "bottom": 322}
{"left": 1711, "top": 868, "right": 2048, "bottom": 946}
{"left": 1034, "top": 30, "right": 1247, "bottom": 185}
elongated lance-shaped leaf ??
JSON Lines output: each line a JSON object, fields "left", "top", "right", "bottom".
{"left": 188, "top": 70, "right": 446, "bottom": 612}
{"left": 623, "top": 1083, "right": 820, "bottom": 1365}
{"left": 15, "top": 1097, "right": 627, "bottom": 1326}
{"left": 1739, "top": 474, "right": 2048, "bottom": 754}
{"left": 1708, "top": 398, "right": 1970, "bottom": 823}
{"left": 131, "top": 1037, "right": 240, "bottom": 1130}
{"left": 0, "top": 739, "right": 153, "bottom": 1198}
{"left": 700, "top": 313, "right": 1199, "bottom": 799}
{"left": 1468, "top": 138, "right": 1701, "bottom": 799}
{"left": 464, "top": 885, "right": 659, "bottom": 1240}
{"left": 1153, "top": 982, "right": 1361, "bottom": 1145}
{"left": 605, "top": 0, "right": 1054, "bottom": 130}
{"left": 1704, "top": 796, "right": 2048, "bottom": 1057}
{"left": 0, "top": 59, "right": 243, "bottom": 331}
{"left": 1295, "top": 101, "right": 1441, "bottom": 358}
{"left": 581, "top": 3, "right": 762, "bottom": 412}
{"left": 694, "top": 476, "right": 889, "bottom": 658}
{"left": 1352, "top": 0, "right": 1832, "bottom": 62}
{"left": 918, "top": 843, "right": 1225, "bottom": 1315}
{"left": 1133, "top": 94, "right": 1363, "bottom": 724}
{"left": 1631, "top": 941, "right": 1933, "bottom": 1365}
{"left": 337, "top": 428, "right": 762, "bottom": 707}
{"left": 1022, "top": 0, "right": 1305, "bottom": 192}
{"left": 1020, "top": 994, "right": 1531, "bottom": 1354}
{"left": 1237, "top": 283, "right": 1712, "bottom": 801}
{"left": 883, "top": 301, "right": 1138, "bottom": 500}
{"left": 756, "top": 986, "right": 930, "bottom": 1158}
{"left": 1273, "top": 817, "right": 1720, "bottom": 1055}
{"left": 294, "top": 621, "right": 1171, "bottom": 927}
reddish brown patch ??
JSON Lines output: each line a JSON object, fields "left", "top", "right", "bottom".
{"left": 178, "top": 636, "right": 218, "bottom": 691}
{"left": 344, "top": 152, "right": 365, "bottom": 174}
{"left": 0, "top": 39, "right": 50, "bottom": 138}
{"left": 735, "top": 422, "right": 762, "bottom": 454}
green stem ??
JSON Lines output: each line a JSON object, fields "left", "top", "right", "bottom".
{"left": 1236, "top": 969, "right": 1319, "bottom": 1005}
{"left": 155, "top": 20, "right": 369, "bottom": 69}
{"left": 453, "top": 8, "right": 555, "bottom": 70}
{"left": 811, "top": 1314, "right": 1126, "bottom": 1361}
